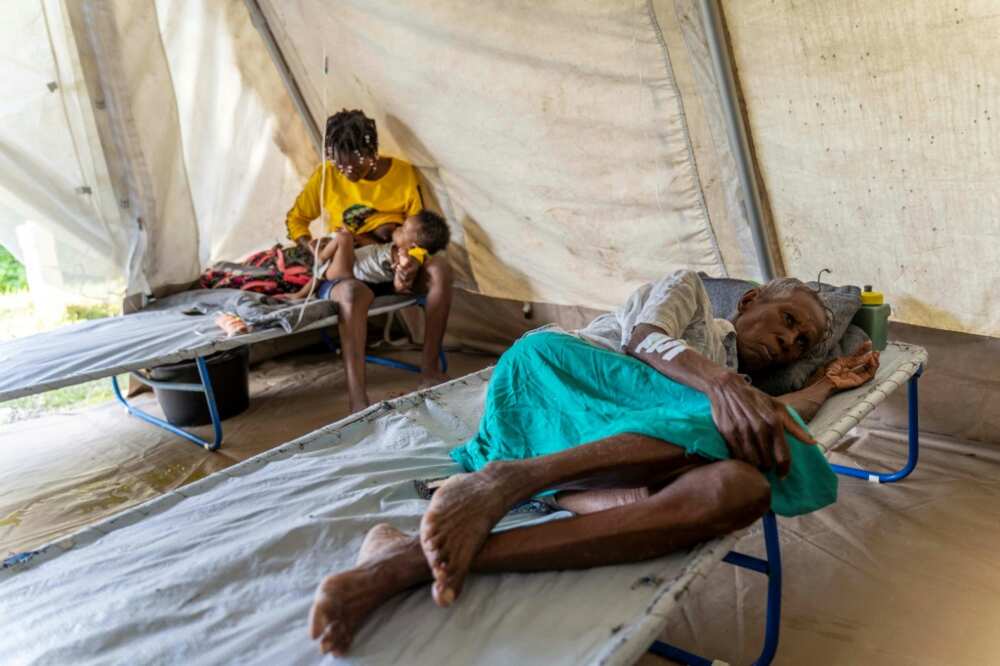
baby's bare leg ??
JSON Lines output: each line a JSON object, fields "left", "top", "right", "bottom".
{"left": 324, "top": 232, "right": 356, "bottom": 281}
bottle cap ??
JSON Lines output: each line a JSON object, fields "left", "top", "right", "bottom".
{"left": 861, "top": 288, "right": 884, "bottom": 305}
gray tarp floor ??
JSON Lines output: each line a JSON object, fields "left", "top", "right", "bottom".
{"left": 3, "top": 349, "right": 999, "bottom": 665}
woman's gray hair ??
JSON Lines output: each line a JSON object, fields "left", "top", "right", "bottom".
{"left": 756, "top": 277, "right": 834, "bottom": 353}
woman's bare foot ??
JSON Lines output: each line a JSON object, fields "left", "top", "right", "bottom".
{"left": 348, "top": 393, "right": 371, "bottom": 414}
{"left": 356, "top": 523, "right": 411, "bottom": 564}
{"left": 419, "top": 464, "right": 524, "bottom": 607}
{"left": 309, "top": 524, "right": 429, "bottom": 656}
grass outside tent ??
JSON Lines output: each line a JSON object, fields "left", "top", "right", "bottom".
{"left": 0, "top": 247, "right": 123, "bottom": 424}
{"left": 0, "top": 245, "right": 27, "bottom": 293}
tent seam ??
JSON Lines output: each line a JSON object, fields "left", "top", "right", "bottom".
{"left": 81, "top": 0, "right": 156, "bottom": 295}
{"left": 644, "top": 0, "right": 728, "bottom": 277}
{"left": 148, "top": 4, "right": 204, "bottom": 273}
{"left": 39, "top": 1, "right": 116, "bottom": 255}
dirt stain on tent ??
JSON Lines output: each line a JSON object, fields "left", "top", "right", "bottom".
{"left": 897, "top": 296, "right": 966, "bottom": 332}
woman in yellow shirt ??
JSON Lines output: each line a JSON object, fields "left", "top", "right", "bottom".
{"left": 285, "top": 110, "right": 452, "bottom": 411}
{"left": 284, "top": 113, "right": 423, "bottom": 242}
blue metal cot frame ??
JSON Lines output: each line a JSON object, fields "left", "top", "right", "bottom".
{"left": 112, "top": 295, "right": 446, "bottom": 452}
{"left": 647, "top": 364, "right": 923, "bottom": 664}
{"left": 111, "top": 358, "right": 223, "bottom": 451}
{"left": 829, "top": 366, "right": 923, "bottom": 484}
{"left": 648, "top": 512, "right": 782, "bottom": 666}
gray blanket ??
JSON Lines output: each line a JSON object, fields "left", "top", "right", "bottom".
{"left": 142, "top": 288, "right": 338, "bottom": 334}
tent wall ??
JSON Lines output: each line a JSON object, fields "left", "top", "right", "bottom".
{"left": 722, "top": 0, "right": 1000, "bottom": 338}
{"left": 153, "top": 0, "right": 316, "bottom": 268}
{"left": 5, "top": 1, "right": 996, "bottom": 335}
{"left": 6, "top": 0, "right": 761, "bottom": 303}
{"left": 256, "top": 0, "right": 762, "bottom": 308}
{"left": 873, "top": 322, "right": 1000, "bottom": 447}
{"left": 655, "top": 0, "right": 766, "bottom": 282}
{"left": 74, "top": 0, "right": 317, "bottom": 295}
{"left": 0, "top": 1, "right": 135, "bottom": 301}
{"left": 82, "top": 0, "right": 201, "bottom": 293}
{"left": 0, "top": 0, "right": 316, "bottom": 297}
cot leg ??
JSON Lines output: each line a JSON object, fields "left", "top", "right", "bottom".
{"left": 647, "top": 511, "right": 782, "bottom": 665}
{"left": 364, "top": 354, "right": 422, "bottom": 374}
{"left": 754, "top": 512, "right": 782, "bottom": 665}
{"left": 647, "top": 639, "right": 713, "bottom": 665}
{"left": 111, "top": 356, "right": 223, "bottom": 451}
{"left": 829, "top": 365, "right": 922, "bottom": 484}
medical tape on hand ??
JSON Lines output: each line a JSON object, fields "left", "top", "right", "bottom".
{"left": 636, "top": 331, "right": 687, "bottom": 362}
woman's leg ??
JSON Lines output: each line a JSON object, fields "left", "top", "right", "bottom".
{"left": 329, "top": 278, "right": 374, "bottom": 412}
{"left": 421, "top": 433, "right": 707, "bottom": 605}
{"left": 310, "top": 457, "right": 769, "bottom": 655}
{"left": 317, "top": 232, "right": 372, "bottom": 411}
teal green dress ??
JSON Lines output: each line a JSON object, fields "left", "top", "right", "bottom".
{"left": 451, "top": 331, "right": 837, "bottom": 517}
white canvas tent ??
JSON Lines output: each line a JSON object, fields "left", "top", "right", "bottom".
{"left": 4, "top": 0, "right": 763, "bottom": 306}
{"left": 4, "top": 0, "right": 996, "bottom": 336}
{"left": 2, "top": 0, "right": 1000, "bottom": 663}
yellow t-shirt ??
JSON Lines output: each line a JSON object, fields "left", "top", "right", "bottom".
{"left": 284, "top": 158, "right": 423, "bottom": 240}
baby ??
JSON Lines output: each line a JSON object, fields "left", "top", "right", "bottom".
{"left": 281, "top": 210, "right": 450, "bottom": 300}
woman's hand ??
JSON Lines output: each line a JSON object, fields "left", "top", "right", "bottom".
{"left": 705, "top": 373, "right": 817, "bottom": 478}
{"left": 813, "top": 341, "right": 880, "bottom": 391}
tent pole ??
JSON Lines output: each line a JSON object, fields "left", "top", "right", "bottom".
{"left": 697, "top": 0, "right": 776, "bottom": 281}
{"left": 243, "top": 0, "right": 323, "bottom": 157}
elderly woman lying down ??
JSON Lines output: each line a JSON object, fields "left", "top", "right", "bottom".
{"left": 308, "top": 270, "right": 880, "bottom": 655}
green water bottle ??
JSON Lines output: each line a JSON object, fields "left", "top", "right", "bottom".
{"left": 852, "top": 285, "right": 891, "bottom": 351}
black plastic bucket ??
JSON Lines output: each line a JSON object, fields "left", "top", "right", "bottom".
{"left": 149, "top": 347, "right": 250, "bottom": 427}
